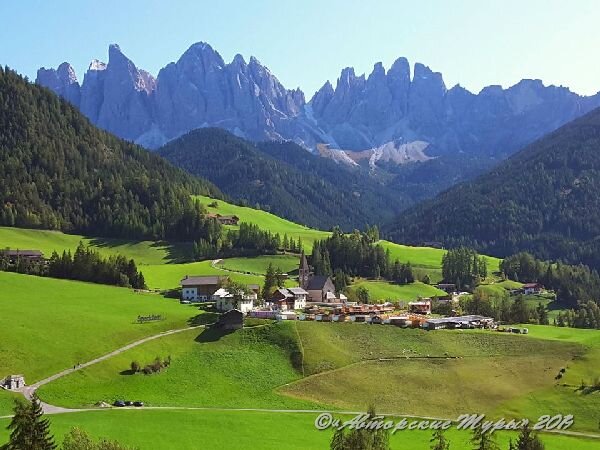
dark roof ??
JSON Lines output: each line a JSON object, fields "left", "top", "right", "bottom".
{"left": 1, "top": 250, "right": 43, "bottom": 257}
{"left": 306, "top": 275, "right": 332, "bottom": 290}
{"left": 522, "top": 283, "right": 541, "bottom": 289}
{"left": 274, "top": 288, "right": 293, "bottom": 299}
{"left": 180, "top": 275, "right": 225, "bottom": 287}
{"left": 288, "top": 287, "right": 308, "bottom": 295}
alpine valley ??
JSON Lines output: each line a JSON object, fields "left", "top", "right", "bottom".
{"left": 37, "top": 42, "right": 600, "bottom": 216}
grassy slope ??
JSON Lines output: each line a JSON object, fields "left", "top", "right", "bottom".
{"left": 0, "top": 272, "right": 200, "bottom": 382}
{"left": 38, "top": 325, "right": 319, "bottom": 410}
{"left": 0, "top": 390, "right": 20, "bottom": 417}
{"left": 1, "top": 410, "right": 597, "bottom": 450}
{"left": 349, "top": 280, "right": 447, "bottom": 302}
{"left": 194, "top": 195, "right": 330, "bottom": 250}
{"left": 0, "top": 226, "right": 194, "bottom": 265}
{"left": 496, "top": 325, "right": 600, "bottom": 432}
{"left": 142, "top": 260, "right": 264, "bottom": 290}
{"left": 381, "top": 240, "right": 502, "bottom": 272}
{"left": 217, "top": 254, "right": 300, "bottom": 275}
{"left": 281, "top": 323, "right": 598, "bottom": 432}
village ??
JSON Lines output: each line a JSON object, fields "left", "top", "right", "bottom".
{"left": 179, "top": 252, "right": 537, "bottom": 333}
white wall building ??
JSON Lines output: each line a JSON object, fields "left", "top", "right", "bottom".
{"left": 213, "top": 288, "right": 256, "bottom": 314}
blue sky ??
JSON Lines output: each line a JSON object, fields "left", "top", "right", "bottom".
{"left": 2, "top": 0, "right": 599, "bottom": 97}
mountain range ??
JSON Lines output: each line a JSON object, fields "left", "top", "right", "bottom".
{"left": 37, "top": 42, "right": 600, "bottom": 165}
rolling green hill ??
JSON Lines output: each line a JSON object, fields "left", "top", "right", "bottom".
{"left": 194, "top": 195, "right": 330, "bottom": 249}
{"left": 385, "top": 106, "right": 600, "bottom": 269}
{"left": 0, "top": 272, "right": 201, "bottom": 382}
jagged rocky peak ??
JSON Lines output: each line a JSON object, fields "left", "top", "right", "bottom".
{"left": 88, "top": 59, "right": 107, "bottom": 71}
{"left": 310, "top": 80, "right": 335, "bottom": 117}
{"left": 412, "top": 62, "right": 446, "bottom": 90}
{"left": 230, "top": 53, "right": 247, "bottom": 68}
{"left": 36, "top": 41, "right": 600, "bottom": 160}
{"left": 178, "top": 41, "right": 226, "bottom": 70}
{"left": 36, "top": 62, "right": 81, "bottom": 106}
{"left": 105, "top": 43, "right": 156, "bottom": 94}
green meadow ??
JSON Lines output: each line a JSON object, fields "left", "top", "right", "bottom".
{"left": 38, "top": 325, "right": 319, "bottom": 410}
{"left": 1, "top": 409, "right": 597, "bottom": 450}
{"left": 217, "top": 254, "right": 300, "bottom": 275}
{"left": 280, "top": 323, "right": 600, "bottom": 433}
{"left": 0, "top": 226, "right": 194, "bottom": 265}
{"left": 0, "top": 390, "right": 20, "bottom": 417}
{"left": 194, "top": 195, "right": 330, "bottom": 249}
{"left": 348, "top": 279, "right": 447, "bottom": 302}
{"left": 142, "top": 260, "right": 264, "bottom": 290}
{"left": 380, "top": 240, "right": 502, "bottom": 274}
{"left": 0, "top": 272, "right": 200, "bottom": 382}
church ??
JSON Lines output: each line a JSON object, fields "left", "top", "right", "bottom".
{"left": 299, "top": 251, "right": 345, "bottom": 303}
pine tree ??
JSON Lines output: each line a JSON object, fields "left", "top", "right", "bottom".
{"left": 262, "top": 263, "right": 276, "bottom": 301}
{"left": 3, "top": 394, "right": 56, "bottom": 450}
{"left": 430, "top": 428, "right": 450, "bottom": 450}
{"left": 470, "top": 426, "right": 498, "bottom": 450}
{"left": 514, "top": 424, "right": 545, "bottom": 450}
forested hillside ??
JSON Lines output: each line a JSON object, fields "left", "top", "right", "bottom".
{"left": 0, "top": 68, "right": 222, "bottom": 240}
{"left": 158, "top": 128, "right": 404, "bottom": 230}
{"left": 385, "top": 106, "right": 600, "bottom": 269}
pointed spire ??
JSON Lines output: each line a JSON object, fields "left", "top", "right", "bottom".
{"left": 300, "top": 250, "right": 309, "bottom": 271}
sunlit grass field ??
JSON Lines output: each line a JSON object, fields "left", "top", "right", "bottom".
{"left": 0, "top": 272, "right": 200, "bottom": 382}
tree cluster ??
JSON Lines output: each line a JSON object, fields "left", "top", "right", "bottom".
{"left": 461, "top": 291, "right": 548, "bottom": 325}
{"left": 130, "top": 356, "right": 172, "bottom": 375}
{"left": 311, "top": 227, "right": 414, "bottom": 284}
{"left": 555, "top": 301, "right": 600, "bottom": 329}
{"left": 501, "top": 252, "right": 600, "bottom": 308}
{"left": 441, "top": 247, "right": 488, "bottom": 289}
{"left": 262, "top": 263, "right": 286, "bottom": 301}
{"left": 0, "top": 242, "right": 146, "bottom": 289}
{"left": 193, "top": 222, "right": 285, "bottom": 259}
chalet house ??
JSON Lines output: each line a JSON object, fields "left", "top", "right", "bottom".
{"left": 215, "top": 309, "right": 244, "bottom": 331}
{"left": 408, "top": 299, "right": 432, "bottom": 315}
{"left": 1, "top": 374, "right": 25, "bottom": 390}
{"left": 0, "top": 250, "right": 44, "bottom": 264}
{"left": 522, "top": 283, "right": 543, "bottom": 295}
{"left": 271, "top": 287, "right": 308, "bottom": 310}
{"left": 180, "top": 275, "right": 227, "bottom": 302}
{"left": 207, "top": 213, "right": 240, "bottom": 226}
{"left": 213, "top": 288, "right": 256, "bottom": 313}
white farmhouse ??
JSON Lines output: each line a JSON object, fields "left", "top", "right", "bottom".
{"left": 213, "top": 288, "right": 256, "bottom": 314}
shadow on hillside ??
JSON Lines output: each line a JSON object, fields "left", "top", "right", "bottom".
{"left": 86, "top": 237, "right": 195, "bottom": 264}
{"left": 188, "top": 312, "right": 219, "bottom": 327}
{"left": 119, "top": 369, "right": 136, "bottom": 376}
{"left": 195, "top": 327, "right": 234, "bottom": 343}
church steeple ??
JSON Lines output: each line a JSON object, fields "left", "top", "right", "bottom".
{"left": 299, "top": 250, "right": 310, "bottom": 289}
